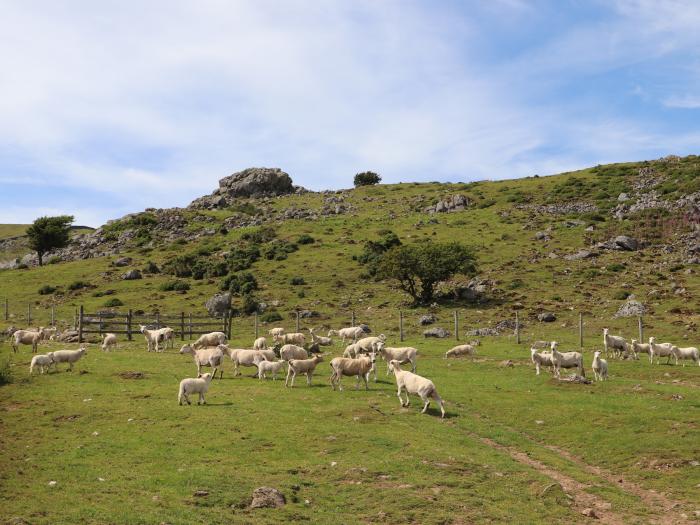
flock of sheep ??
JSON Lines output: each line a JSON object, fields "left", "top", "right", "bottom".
{"left": 10, "top": 321, "right": 699, "bottom": 418}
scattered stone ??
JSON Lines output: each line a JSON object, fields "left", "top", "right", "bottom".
{"left": 614, "top": 235, "right": 638, "bottom": 251}
{"left": 535, "top": 231, "right": 551, "bottom": 241}
{"left": 425, "top": 194, "right": 471, "bottom": 214}
{"left": 423, "top": 327, "right": 450, "bottom": 338}
{"left": 112, "top": 257, "right": 132, "bottom": 267}
{"left": 118, "top": 371, "right": 145, "bottom": 379}
{"left": 298, "top": 310, "right": 319, "bottom": 319}
{"left": 538, "top": 313, "right": 557, "bottom": 323}
{"left": 557, "top": 374, "right": 592, "bottom": 384}
{"left": 250, "top": 487, "right": 286, "bottom": 509}
{"left": 618, "top": 193, "right": 630, "bottom": 202}
{"left": 193, "top": 490, "right": 209, "bottom": 497}
{"left": 581, "top": 508, "right": 599, "bottom": 519}
{"left": 419, "top": 314, "right": 437, "bottom": 326}
{"left": 205, "top": 292, "right": 231, "bottom": 317}
{"left": 564, "top": 249, "right": 596, "bottom": 261}
{"left": 359, "top": 324, "right": 371, "bottom": 333}
{"left": 121, "top": 269, "right": 142, "bottom": 280}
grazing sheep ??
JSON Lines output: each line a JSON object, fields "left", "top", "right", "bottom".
{"left": 101, "top": 333, "right": 118, "bottom": 352}
{"left": 328, "top": 326, "right": 365, "bottom": 343}
{"left": 592, "top": 351, "right": 608, "bottom": 381}
{"left": 329, "top": 353, "right": 376, "bottom": 391}
{"left": 257, "top": 359, "right": 287, "bottom": 380}
{"left": 630, "top": 339, "right": 652, "bottom": 362}
{"left": 178, "top": 373, "right": 213, "bottom": 405}
{"left": 354, "top": 335, "right": 386, "bottom": 356}
{"left": 649, "top": 337, "right": 674, "bottom": 365}
{"left": 279, "top": 344, "right": 308, "bottom": 362}
{"left": 228, "top": 348, "right": 267, "bottom": 376}
{"left": 179, "top": 344, "right": 225, "bottom": 379}
{"left": 277, "top": 332, "right": 306, "bottom": 345}
{"left": 11, "top": 330, "right": 42, "bottom": 353}
{"left": 308, "top": 328, "right": 333, "bottom": 346}
{"left": 445, "top": 344, "right": 476, "bottom": 359}
{"left": 550, "top": 342, "right": 585, "bottom": 378}
{"left": 269, "top": 327, "right": 285, "bottom": 339}
{"left": 388, "top": 360, "right": 445, "bottom": 418}
{"left": 343, "top": 343, "right": 360, "bottom": 358}
{"left": 603, "top": 328, "right": 627, "bottom": 358}
{"left": 29, "top": 354, "right": 54, "bottom": 375}
{"left": 530, "top": 348, "right": 554, "bottom": 375}
{"left": 253, "top": 337, "right": 268, "bottom": 350}
{"left": 48, "top": 346, "right": 87, "bottom": 372}
{"left": 670, "top": 346, "right": 700, "bottom": 367}
{"left": 192, "top": 331, "right": 227, "bottom": 349}
{"left": 285, "top": 355, "right": 324, "bottom": 387}
{"left": 379, "top": 347, "right": 418, "bottom": 375}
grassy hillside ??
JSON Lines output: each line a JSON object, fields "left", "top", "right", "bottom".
{"left": 1, "top": 156, "right": 699, "bottom": 524}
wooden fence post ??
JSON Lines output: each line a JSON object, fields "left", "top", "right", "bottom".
{"left": 351, "top": 310, "right": 355, "bottom": 326}
{"left": 515, "top": 311, "right": 520, "bottom": 344}
{"left": 579, "top": 312, "right": 583, "bottom": 349}
{"left": 638, "top": 316, "right": 643, "bottom": 343}
{"left": 399, "top": 310, "right": 404, "bottom": 342}
{"left": 222, "top": 313, "right": 227, "bottom": 334}
{"left": 51, "top": 305, "right": 55, "bottom": 327}
{"left": 98, "top": 312, "right": 103, "bottom": 336}
{"left": 155, "top": 312, "right": 160, "bottom": 329}
{"left": 3, "top": 298, "right": 7, "bottom": 321}
{"left": 227, "top": 310, "right": 233, "bottom": 340}
{"left": 127, "top": 309, "right": 133, "bottom": 341}
{"left": 180, "top": 312, "right": 185, "bottom": 341}
{"left": 296, "top": 311, "right": 300, "bottom": 332}
{"left": 73, "top": 308, "right": 78, "bottom": 330}
{"left": 254, "top": 311, "right": 259, "bottom": 339}
{"left": 78, "top": 305, "right": 84, "bottom": 343}
{"left": 27, "top": 304, "right": 31, "bottom": 325}
{"left": 189, "top": 313, "right": 193, "bottom": 339}
{"left": 454, "top": 310, "right": 459, "bottom": 341}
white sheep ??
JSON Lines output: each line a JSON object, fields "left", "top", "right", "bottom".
{"left": 47, "top": 346, "right": 87, "bottom": 372}
{"left": 329, "top": 353, "right": 376, "bottom": 391}
{"left": 179, "top": 344, "right": 225, "bottom": 378}
{"left": 354, "top": 335, "right": 386, "bottom": 356}
{"left": 279, "top": 344, "right": 308, "bottom": 362}
{"left": 40, "top": 326, "right": 57, "bottom": 341}
{"left": 388, "top": 360, "right": 445, "bottom": 418}
{"left": 253, "top": 337, "right": 268, "bottom": 350}
{"left": 603, "top": 328, "right": 627, "bottom": 358}
{"left": 342, "top": 343, "right": 360, "bottom": 358}
{"left": 379, "top": 347, "right": 417, "bottom": 375}
{"left": 257, "top": 359, "right": 287, "bottom": 380}
{"left": 649, "top": 337, "right": 674, "bottom": 365}
{"left": 670, "top": 346, "right": 700, "bottom": 367}
{"left": 228, "top": 348, "right": 266, "bottom": 376}
{"left": 285, "top": 355, "right": 324, "bottom": 387}
{"left": 178, "top": 373, "right": 213, "bottom": 405}
{"left": 278, "top": 332, "right": 306, "bottom": 345}
{"left": 550, "top": 342, "right": 584, "bottom": 378}
{"left": 101, "top": 333, "right": 118, "bottom": 352}
{"left": 445, "top": 344, "right": 476, "bottom": 359}
{"left": 530, "top": 340, "right": 551, "bottom": 350}
{"left": 192, "top": 331, "right": 227, "bottom": 349}
{"left": 328, "top": 326, "right": 365, "bottom": 343}
{"left": 29, "top": 354, "right": 54, "bottom": 375}
{"left": 269, "top": 327, "right": 285, "bottom": 339}
{"left": 139, "top": 325, "right": 165, "bottom": 352}
{"left": 11, "top": 329, "right": 42, "bottom": 353}
{"left": 592, "top": 351, "right": 608, "bottom": 381}
{"left": 530, "top": 348, "right": 554, "bottom": 375}
{"left": 308, "top": 327, "right": 333, "bottom": 346}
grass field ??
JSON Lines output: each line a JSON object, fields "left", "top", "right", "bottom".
{"left": 1, "top": 331, "right": 698, "bottom": 524}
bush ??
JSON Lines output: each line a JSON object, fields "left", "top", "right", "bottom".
{"left": 0, "top": 359, "right": 12, "bottom": 386}
{"left": 261, "top": 311, "right": 283, "bottom": 323}
{"left": 607, "top": 263, "right": 626, "bottom": 272}
{"left": 103, "top": 298, "right": 124, "bottom": 307}
{"left": 143, "top": 261, "right": 160, "bottom": 274}
{"left": 613, "top": 290, "right": 631, "bottom": 300}
{"left": 227, "top": 245, "right": 260, "bottom": 271}
{"left": 38, "top": 285, "right": 56, "bottom": 295}
{"left": 68, "top": 280, "right": 91, "bottom": 290}
{"left": 159, "top": 280, "right": 191, "bottom": 292}
{"left": 290, "top": 277, "right": 306, "bottom": 285}
{"left": 92, "top": 289, "right": 115, "bottom": 297}
{"left": 358, "top": 230, "right": 401, "bottom": 276}
{"left": 297, "top": 234, "right": 315, "bottom": 245}
{"left": 162, "top": 254, "right": 198, "bottom": 278}
{"left": 241, "top": 227, "right": 277, "bottom": 244}
{"left": 241, "top": 294, "right": 259, "bottom": 315}
{"left": 221, "top": 272, "right": 258, "bottom": 295}
{"left": 354, "top": 171, "right": 382, "bottom": 187}
{"left": 262, "top": 240, "right": 298, "bottom": 261}
{"left": 15, "top": 263, "right": 28, "bottom": 270}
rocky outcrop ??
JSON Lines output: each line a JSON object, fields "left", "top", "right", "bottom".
{"left": 423, "top": 327, "right": 450, "bottom": 338}
{"left": 418, "top": 314, "right": 436, "bottom": 326}
{"left": 205, "top": 293, "right": 231, "bottom": 317}
{"left": 250, "top": 487, "right": 286, "bottom": 509}
{"left": 517, "top": 201, "right": 598, "bottom": 215}
{"left": 614, "top": 300, "right": 645, "bottom": 318}
{"left": 122, "top": 269, "right": 142, "bottom": 280}
{"left": 596, "top": 235, "right": 639, "bottom": 251}
{"left": 425, "top": 194, "right": 471, "bottom": 214}
{"left": 189, "top": 168, "right": 297, "bottom": 209}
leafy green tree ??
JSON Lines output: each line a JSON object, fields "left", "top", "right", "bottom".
{"left": 354, "top": 171, "right": 381, "bottom": 187}
{"left": 378, "top": 242, "right": 477, "bottom": 305}
{"left": 26, "top": 215, "right": 74, "bottom": 266}
{"left": 358, "top": 230, "right": 402, "bottom": 276}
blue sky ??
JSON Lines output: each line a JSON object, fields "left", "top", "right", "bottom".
{"left": 0, "top": 0, "right": 698, "bottom": 227}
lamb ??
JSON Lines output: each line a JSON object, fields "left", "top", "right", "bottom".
{"left": 11, "top": 329, "right": 42, "bottom": 353}
{"left": 649, "top": 337, "right": 674, "bottom": 365}
{"left": 630, "top": 339, "right": 652, "bottom": 362}
{"left": 179, "top": 344, "right": 226, "bottom": 379}
{"left": 228, "top": 348, "right": 267, "bottom": 376}
{"left": 379, "top": 347, "right": 418, "bottom": 375}
{"left": 178, "top": 373, "right": 213, "bottom": 405}
{"left": 388, "top": 360, "right": 445, "bottom": 418}
{"left": 277, "top": 332, "right": 306, "bottom": 345}
{"left": 157, "top": 327, "right": 175, "bottom": 349}
{"left": 257, "top": 359, "right": 287, "bottom": 380}
{"left": 285, "top": 355, "right": 324, "bottom": 387}
{"left": 253, "top": 337, "right": 268, "bottom": 350}
{"left": 279, "top": 344, "right": 308, "bottom": 362}
{"left": 670, "top": 346, "right": 700, "bottom": 367}
{"left": 530, "top": 348, "right": 554, "bottom": 375}
{"left": 592, "top": 351, "right": 608, "bottom": 381}
{"left": 329, "top": 353, "right": 376, "bottom": 391}
{"left": 603, "top": 328, "right": 627, "bottom": 358}
{"left": 139, "top": 325, "right": 167, "bottom": 352}
{"left": 40, "top": 326, "right": 57, "bottom": 341}
{"left": 47, "top": 346, "right": 87, "bottom": 372}
{"left": 328, "top": 326, "right": 365, "bottom": 343}
{"left": 269, "top": 327, "right": 285, "bottom": 339}
{"left": 101, "top": 333, "right": 118, "bottom": 352}
{"left": 550, "top": 342, "right": 585, "bottom": 378}
{"left": 29, "top": 354, "right": 54, "bottom": 375}
{"left": 445, "top": 344, "right": 476, "bottom": 359}
{"left": 192, "top": 331, "right": 227, "bottom": 349}
{"left": 308, "top": 328, "right": 333, "bottom": 346}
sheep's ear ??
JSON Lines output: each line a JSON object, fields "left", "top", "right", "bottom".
{"left": 197, "top": 374, "right": 202, "bottom": 378}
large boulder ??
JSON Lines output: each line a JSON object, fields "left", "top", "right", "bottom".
{"left": 614, "top": 235, "right": 638, "bottom": 251}
{"left": 205, "top": 293, "right": 231, "bottom": 317}
{"left": 423, "top": 327, "right": 450, "bottom": 338}
{"left": 122, "top": 269, "right": 142, "bottom": 280}
{"left": 425, "top": 194, "right": 471, "bottom": 214}
{"left": 614, "top": 300, "right": 646, "bottom": 318}
{"left": 418, "top": 314, "right": 436, "bottom": 326}
{"left": 189, "top": 168, "right": 297, "bottom": 209}
{"left": 537, "top": 313, "right": 557, "bottom": 323}
{"left": 250, "top": 487, "right": 286, "bottom": 509}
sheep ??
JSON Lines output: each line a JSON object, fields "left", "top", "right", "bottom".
{"left": 285, "top": 355, "right": 324, "bottom": 387}
{"left": 530, "top": 348, "right": 554, "bottom": 375}
{"left": 139, "top": 325, "right": 165, "bottom": 352}
{"left": 40, "top": 326, "right": 57, "bottom": 341}
{"left": 603, "top": 328, "right": 627, "bottom": 358}
{"left": 308, "top": 328, "right": 333, "bottom": 346}
{"left": 257, "top": 359, "right": 287, "bottom": 380}
{"left": 279, "top": 344, "right": 308, "bottom": 362}
{"left": 253, "top": 337, "right": 268, "bottom": 350}
{"left": 329, "top": 353, "right": 376, "bottom": 391}
{"left": 47, "top": 346, "right": 87, "bottom": 372}
{"left": 388, "top": 360, "right": 445, "bottom": 418}
{"left": 530, "top": 340, "right": 552, "bottom": 350}
{"left": 269, "top": 327, "right": 285, "bottom": 339}
{"left": 228, "top": 348, "right": 267, "bottom": 376}
{"left": 354, "top": 335, "right": 386, "bottom": 355}
{"left": 158, "top": 327, "right": 175, "bottom": 349}
{"left": 192, "top": 331, "right": 227, "bottom": 349}
{"left": 179, "top": 344, "right": 225, "bottom": 379}
{"left": 649, "top": 337, "right": 674, "bottom": 365}
{"left": 592, "top": 351, "right": 608, "bottom": 381}
{"left": 277, "top": 332, "right": 306, "bottom": 345}
{"left": 29, "top": 354, "right": 54, "bottom": 375}
{"left": 328, "top": 326, "right": 365, "bottom": 343}
{"left": 445, "top": 344, "right": 476, "bottom": 359}
{"left": 343, "top": 343, "right": 360, "bottom": 358}
{"left": 550, "top": 343, "right": 585, "bottom": 378}
{"left": 670, "top": 346, "right": 700, "bottom": 367}
{"left": 379, "top": 347, "right": 418, "bottom": 375}
{"left": 101, "top": 333, "right": 118, "bottom": 352}
{"left": 178, "top": 373, "right": 213, "bottom": 405}
{"left": 629, "top": 339, "right": 652, "bottom": 362}
{"left": 11, "top": 329, "right": 42, "bottom": 353}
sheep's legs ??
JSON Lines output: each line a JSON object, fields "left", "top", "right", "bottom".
{"left": 198, "top": 393, "right": 206, "bottom": 405}
{"left": 306, "top": 372, "right": 312, "bottom": 386}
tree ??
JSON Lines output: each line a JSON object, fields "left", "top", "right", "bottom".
{"left": 378, "top": 242, "right": 476, "bottom": 305}
{"left": 358, "top": 230, "right": 401, "bottom": 276}
{"left": 354, "top": 171, "right": 381, "bottom": 187}
{"left": 26, "top": 215, "right": 74, "bottom": 266}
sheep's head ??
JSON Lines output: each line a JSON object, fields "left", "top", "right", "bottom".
{"left": 378, "top": 333, "right": 387, "bottom": 342}
{"left": 631, "top": 339, "right": 638, "bottom": 345}
{"left": 603, "top": 327, "right": 609, "bottom": 336}
{"left": 593, "top": 351, "right": 601, "bottom": 359}
{"left": 648, "top": 336, "right": 655, "bottom": 344}
{"left": 200, "top": 373, "right": 213, "bottom": 382}
{"left": 550, "top": 341, "right": 558, "bottom": 351}
{"left": 179, "top": 345, "right": 193, "bottom": 354}
{"left": 388, "top": 359, "right": 400, "bottom": 372}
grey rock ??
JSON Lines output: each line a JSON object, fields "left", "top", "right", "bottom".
{"left": 564, "top": 249, "right": 596, "bottom": 261}
{"left": 614, "top": 300, "right": 646, "bottom": 318}
{"left": 468, "top": 327, "right": 499, "bottom": 337}
{"left": 538, "top": 313, "right": 557, "bottom": 323}
{"left": 205, "top": 293, "right": 231, "bottom": 317}
{"left": 112, "top": 257, "right": 132, "bottom": 267}
{"left": 298, "top": 310, "right": 319, "bottom": 319}
{"left": 535, "top": 231, "right": 550, "bottom": 241}
{"left": 419, "top": 314, "right": 436, "bottom": 326}
{"left": 618, "top": 193, "right": 630, "bottom": 202}
{"left": 425, "top": 194, "right": 471, "bottom": 214}
{"left": 359, "top": 324, "right": 371, "bottom": 333}
{"left": 122, "top": 269, "right": 142, "bottom": 280}
{"left": 423, "top": 327, "right": 450, "bottom": 338}
{"left": 614, "top": 235, "right": 638, "bottom": 251}
{"left": 250, "top": 487, "right": 286, "bottom": 509}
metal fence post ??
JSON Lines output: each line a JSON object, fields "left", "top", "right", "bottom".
{"left": 189, "top": 313, "right": 192, "bottom": 340}
{"left": 78, "top": 305, "right": 84, "bottom": 343}
{"left": 127, "top": 309, "right": 133, "bottom": 341}
{"left": 638, "top": 316, "right": 643, "bottom": 343}
{"left": 98, "top": 312, "right": 103, "bottom": 336}
{"left": 254, "top": 311, "right": 259, "bottom": 339}
{"left": 227, "top": 310, "right": 233, "bottom": 340}
{"left": 155, "top": 312, "right": 160, "bottom": 329}
{"left": 579, "top": 312, "right": 583, "bottom": 349}
{"left": 28, "top": 304, "right": 32, "bottom": 325}
{"left": 3, "top": 298, "right": 7, "bottom": 321}
{"left": 351, "top": 310, "right": 355, "bottom": 326}
{"left": 51, "top": 305, "right": 55, "bottom": 327}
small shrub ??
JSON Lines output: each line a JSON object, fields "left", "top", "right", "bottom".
{"left": 221, "top": 272, "right": 258, "bottom": 295}
{"left": 297, "top": 290, "right": 306, "bottom": 298}
{"left": 159, "top": 280, "right": 191, "bottom": 292}
{"left": 103, "top": 298, "right": 124, "bottom": 307}
{"left": 297, "top": 234, "right": 315, "bottom": 245}
{"left": 241, "top": 227, "right": 277, "bottom": 244}
{"left": 607, "top": 263, "right": 626, "bottom": 272}
{"left": 241, "top": 294, "right": 259, "bottom": 315}
{"left": 613, "top": 290, "right": 631, "bottom": 300}
{"left": 15, "top": 263, "right": 28, "bottom": 270}
{"left": 290, "top": 277, "right": 306, "bottom": 286}
{"left": 92, "top": 289, "right": 115, "bottom": 297}
{"left": 261, "top": 311, "right": 283, "bottom": 323}
{"left": 68, "top": 280, "right": 91, "bottom": 290}
{"left": 354, "top": 171, "right": 382, "bottom": 187}
{"left": 143, "top": 261, "right": 160, "bottom": 274}
{"left": 508, "top": 279, "right": 524, "bottom": 290}
{"left": 38, "top": 285, "right": 56, "bottom": 295}
{"left": 0, "top": 359, "right": 12, "bottom": 386}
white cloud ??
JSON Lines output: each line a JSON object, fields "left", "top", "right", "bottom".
{"left": 663, "top": 94, "right": 700, "bottom": 108}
